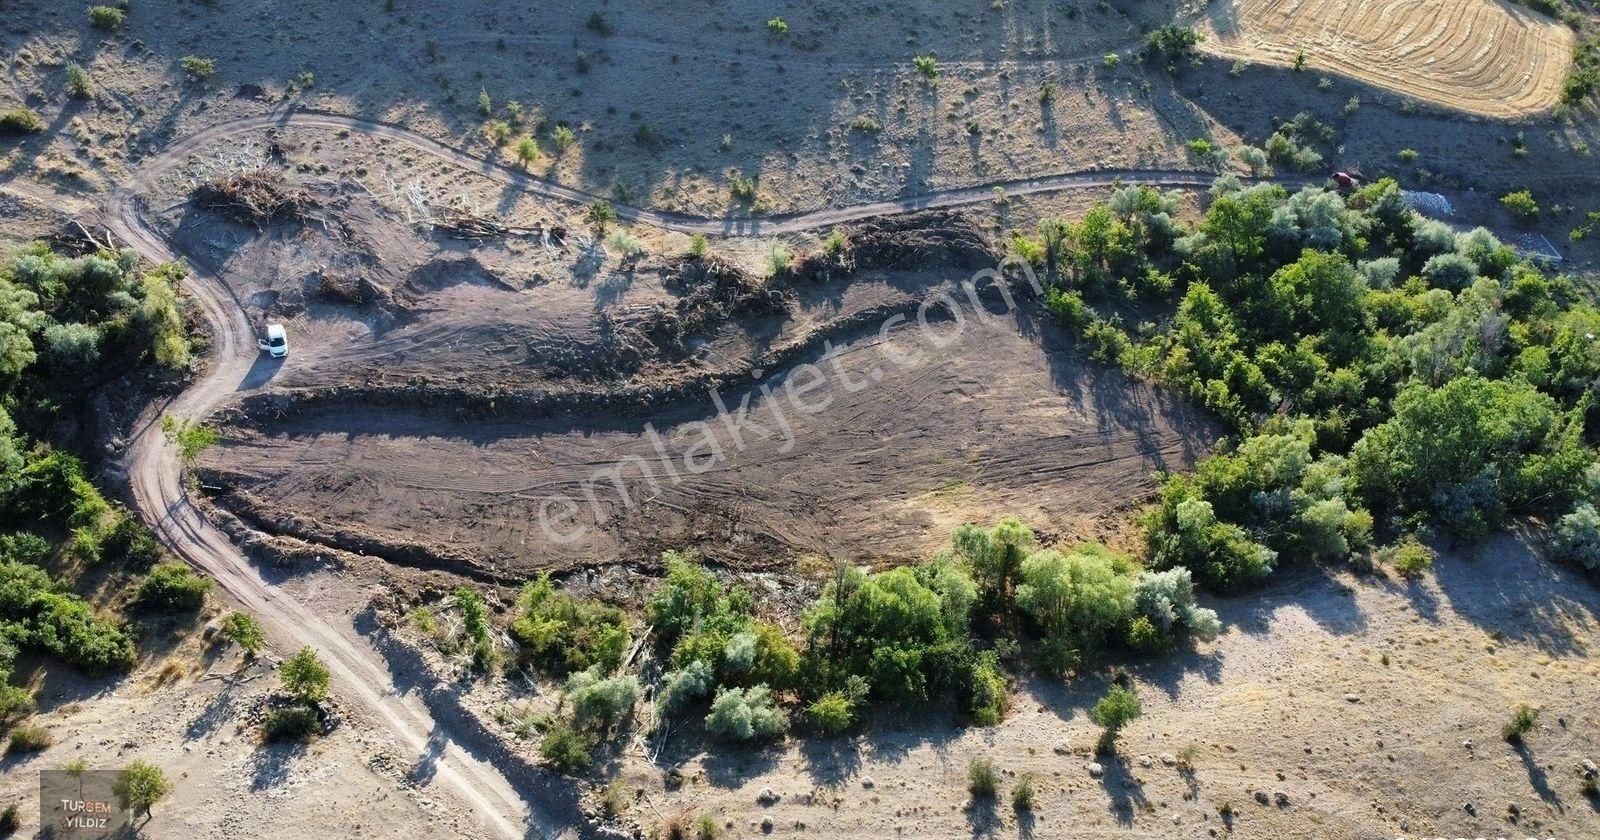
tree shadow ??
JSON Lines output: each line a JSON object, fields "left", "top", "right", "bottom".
{"left": 964, "top": 794, "right": 1000, "bottom": 839}
{"left": 184, "top": 688, "right": 237, "bottom": 741}
{"left": 1099, "top": 754, "right": 1148, "bottom": 826}
{"left": 250, "top": 738, "right": 306, "bottom": 791}
{"left": 797, "top": 733, "right": 862, "bottom": 787}
{"left": 1512, "top": 740, "right": 1563, "bottom": 811}
{"left": 409, "top": 721, "right": 449, "bottom": 787}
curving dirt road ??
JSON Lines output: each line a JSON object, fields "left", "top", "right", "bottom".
{"left": 66, "top": 106, "right": 1249, "bottom": 840}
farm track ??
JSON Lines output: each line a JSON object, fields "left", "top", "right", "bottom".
{"left": 5, "top": 106, "right": 1256, "bottom": 838}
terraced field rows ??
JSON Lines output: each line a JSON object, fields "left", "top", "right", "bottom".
{"left": 1198, "top": 0, "right": 1575, "bottom": 116}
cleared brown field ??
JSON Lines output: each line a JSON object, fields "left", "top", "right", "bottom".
{"left": 1198, "top": 0, "right": 1576, "bottom": 117}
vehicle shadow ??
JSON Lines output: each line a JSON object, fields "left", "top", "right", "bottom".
{"left": 238, "top": 352, "right": 284, "bottom": 391}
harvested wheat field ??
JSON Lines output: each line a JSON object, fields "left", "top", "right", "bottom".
{"left": 1197, "top": 0, "right": 1577, "bottom": 116}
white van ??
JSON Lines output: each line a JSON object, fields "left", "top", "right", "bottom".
{"left": 258, "top": 323, "right": 288, "bottom": 358}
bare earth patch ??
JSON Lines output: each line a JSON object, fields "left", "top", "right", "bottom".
{"left": 1197, "top": 0, "right": 1576, "bottom": 116}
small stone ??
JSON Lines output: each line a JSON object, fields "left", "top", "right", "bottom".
{"left": 1053, "top": 743, "right": 1069, "bottom": 755}
{"left": 860, "top": 777, "right": 875, "bottom": 789}
{"left": 1462, "top": 740, "right": 1474, "bottom": 750}
{"left": 1087, "top": 762, "right": 1105, "bottom": 779}
{"left": 1581, "top": 759, "right": 1598, "bottom": 779}
{"left": 1462, "top": 802, "right": 1477, "bottom": 816}
{"left": 760, "top": 816, "right": 774, "bottom": 833}
{"left": 757, "top": 788, "right": 780, "bottom": 805}
{"left": 1254, "top": 790, "right": 1270, "bottom": 805}
{"left": 1159, "top": 753, "right": 1177, "bottom": 766}
{"left": 1344, "top": 693, "right": 1360, "bottom": 703}
{"left": 1273, "top": 790, "right": 1290, "bottom": 807}
{"left": 1138, "top": 756, "right": 1153, "bottom": 768}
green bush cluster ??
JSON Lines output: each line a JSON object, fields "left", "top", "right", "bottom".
{"left": 1015, "top": 173, "right": 1600, "bottom": 583}
{"left": 136, "top": 562, "right": 212, "bottom": 612}
{"left": 0, "top": 557, "right": 133, "bottom": 672}
{"left": 509, "top": 573, "right": 628, "bottom": 677}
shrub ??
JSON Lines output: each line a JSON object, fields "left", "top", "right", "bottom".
{"left": 766, "top": 18, "right": 788, "bottom": 35}
{"left": 967, "top": 649, "right": 1008, "bottom": 725}
{"left": 7, "top": 724, "right": 50, "bottom": 753}
{"left": 805, "top": 691, "right": 856, "bottom": 735}
{"left": 1090, "top": 684, "right": 1142, "bottom": 754}
{"left": 477, "top": 88, "right": 492, "bottom": 116}
{"left": 88, "top": 5, "right": 125, "bottom": 29}
{"left": 766, "top": 243, "right": 793, "bottom": 278}
{"left": 279, "top": 646, "right": 330, "bottom": 704}
{"left": 137, "top": 562, "right": 212, "bottom": 611}
{"left": 564, "top": 669, "right": 639, "bottom": 729}
{"left": 178, "top": 56, "right": 216, "bottom": 81}
{"left": 1016, "top": 543, "right": 1135, "bottom": 651}
{"left": 552, "top": 124, "right": 577, "bottom": 152}
{"left": 65, "top": 63, "right": 92, "bottom": 98}
{"left": 657, "top": 660, "right": 715, "bottom": 716}
{"left": 606, "top": 231, "right": 644, "bottom": 260}
{"left": 1011, "top": 773, "right": 1036, "bottom": 811}
{"left": 1133, "top": 567, "right": 1220, "bottom": 642}
{"left": 1501, "top": 190, "right": 1539, "bottom": 222}
{"left": 1397, "top": 148, "right": 1419, "bottom": 163}
{"left": 0, "top": 109, "right": 44, "bottom": 134}
{"left": 1381, "top": 535, "right": 1435, "bottom": 578}
{"left": 221, "top": 611, "right": 265, "bottom": 656}
{"left": 514, "top": 135, "right": 540, "bottom": 165}
{"left": 1145, "top": 25, "right": 1202, "bottom": 60}
{"left": 1503, "top": 703, "right": 1538, "bottom": 743}
{"left": 586, "top": 200, "right": 617, "bottom": 231}
{"left": 586, "top": 12, "right": 613, "bottom": 35}
{"left": 687, "top": 234, "right": 710, "bottom": 259}
{"left": 262, "top": 704, "right": 320, "bottom": 741}
{"left": 0, "top": 685, "right": 35, "bottom": 724}
{"left": 913, "top": 55, "right": 939, "bottom": 81}
{"left": 1553, "top": 502, "right": 1600, "bottom": 572}
{"left": 0, "top": 803, "right": 15, "bottom": 835}
{"left": 485, "top": 120, "right": 512, "bottom": 146}
{"left": 968, "top": 758, "right": 998, "bottom": 798}
{"left": 538, "top": 720, "right": 593, "bottom": 772}
{"left": 510, "top": 574, "right": 629, "bottom": 677}
{"left": 704, "top": 685, "right": 787, "bottom": 741}
{"left": 160, "top": 416, "right": 218, "bottom": 465}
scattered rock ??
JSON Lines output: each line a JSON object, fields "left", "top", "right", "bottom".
{"left": 1462, "top": 802, "right": 1477, "bottom": 816}
{"left": 1086, "top": 762, "right": 1105, "bottom": 779}
{"left": 1254, "top": 790, "right": 1270, "bottom": 805}
{"left": 1273, "top": 790, "right": 1290, "bottom": 807}
{"left": 1462, "top": 739, "right": 1474, "bottom": 750}
{"left": 1159, "top": 753, "right": 1177, "bottom": 766}
{"left": 1053, "top": 743, "right": 1069, "bottom": 755}
{"left": 757, "top": 788, "right": 780, "bottom": 805}
{"left": 860, "top": 777, "right": 875, "bottom": 789}
{"left": 1344, "top": 693, "right": 1361, "bottom": 703}
{"left": 1137, "top": 755, "right": 1153, "bottom": 768}
{"left": 760, "top": 816, "right": 774, "bottom": 833}
{"left": 1581, "top": 759, "right": 1597, "bottom": 779}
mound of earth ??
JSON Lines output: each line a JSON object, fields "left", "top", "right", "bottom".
{"left": 1198, "top": 0, "right": 1576, "bottom": 116}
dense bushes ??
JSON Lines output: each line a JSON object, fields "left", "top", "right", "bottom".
{"left": 1014, "top": 173, "right": 1600, "bottom": 585}
{"left": 0, "top": 559, "right": 133, "bottom": 672}
{"left": 510, "top": 573, "right": 629, "bottom": 677}
{"left": 136, "top": 562, "right": 212, "bottom": 612}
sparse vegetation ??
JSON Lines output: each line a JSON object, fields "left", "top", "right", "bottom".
{"left": 88, "top": 5, "right": 126, "bottom": 30}
{"left": 137, "top": 562, "right": 212, "bottom": 611}
{"left": 766, "top": 18, "right": 788, "bottom": 36}
{"left": 221, "top": 611, "right": 265, "bottom": 656}
{"left": 178, "top": 55, "right": 216, "bottom": 81}
{"left": 514, "top": 135, "right": 540, "bottom": 165}
{"left": 968, "top": 758, "right": 999, "bottom": 798}
{"left": 1501, "top": 189, "right": 1539, "bottom": 221}
{"left": 161, "top": 416, "right": 219, "bottom": 465}
{"left": 0, "top": 109, "right": 44, "bottom": 135}
{"left": 65, "top": 63, "right": 93, "bottom": 98}
{"left": 1503, "top": 703, "right": 1538, "bottom": 743}
{"left": 913, "top": 55, "right": 939, "bottom": 81}
{"left": 7, "top": 723, "right": 50, "bottom": 753}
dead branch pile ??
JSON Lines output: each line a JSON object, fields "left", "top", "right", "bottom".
{"left": 432, "top": 207, "right": 562, "bottom": 244}
{"left": 195, "top": 169, "right": 314, "bottom": 226}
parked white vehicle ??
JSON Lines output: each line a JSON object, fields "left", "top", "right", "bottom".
{"left": 258, "top": 323, "right": 288, "bottom": 358}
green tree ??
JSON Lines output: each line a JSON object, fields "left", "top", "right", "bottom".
{"left": 113, "top": 761, "right": 172, "bottom": 822}
{"left": 221, "top": 611, "right": 265, "bottom": 657}
{"left": 1015, "top": 544, "right": 1135, "bottom": 653}
{"left": 1089, "top": 684, "right": 1142, "bottom": 754}
{"left": 279, "top": 646, "right": 330, "bottom": 704}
